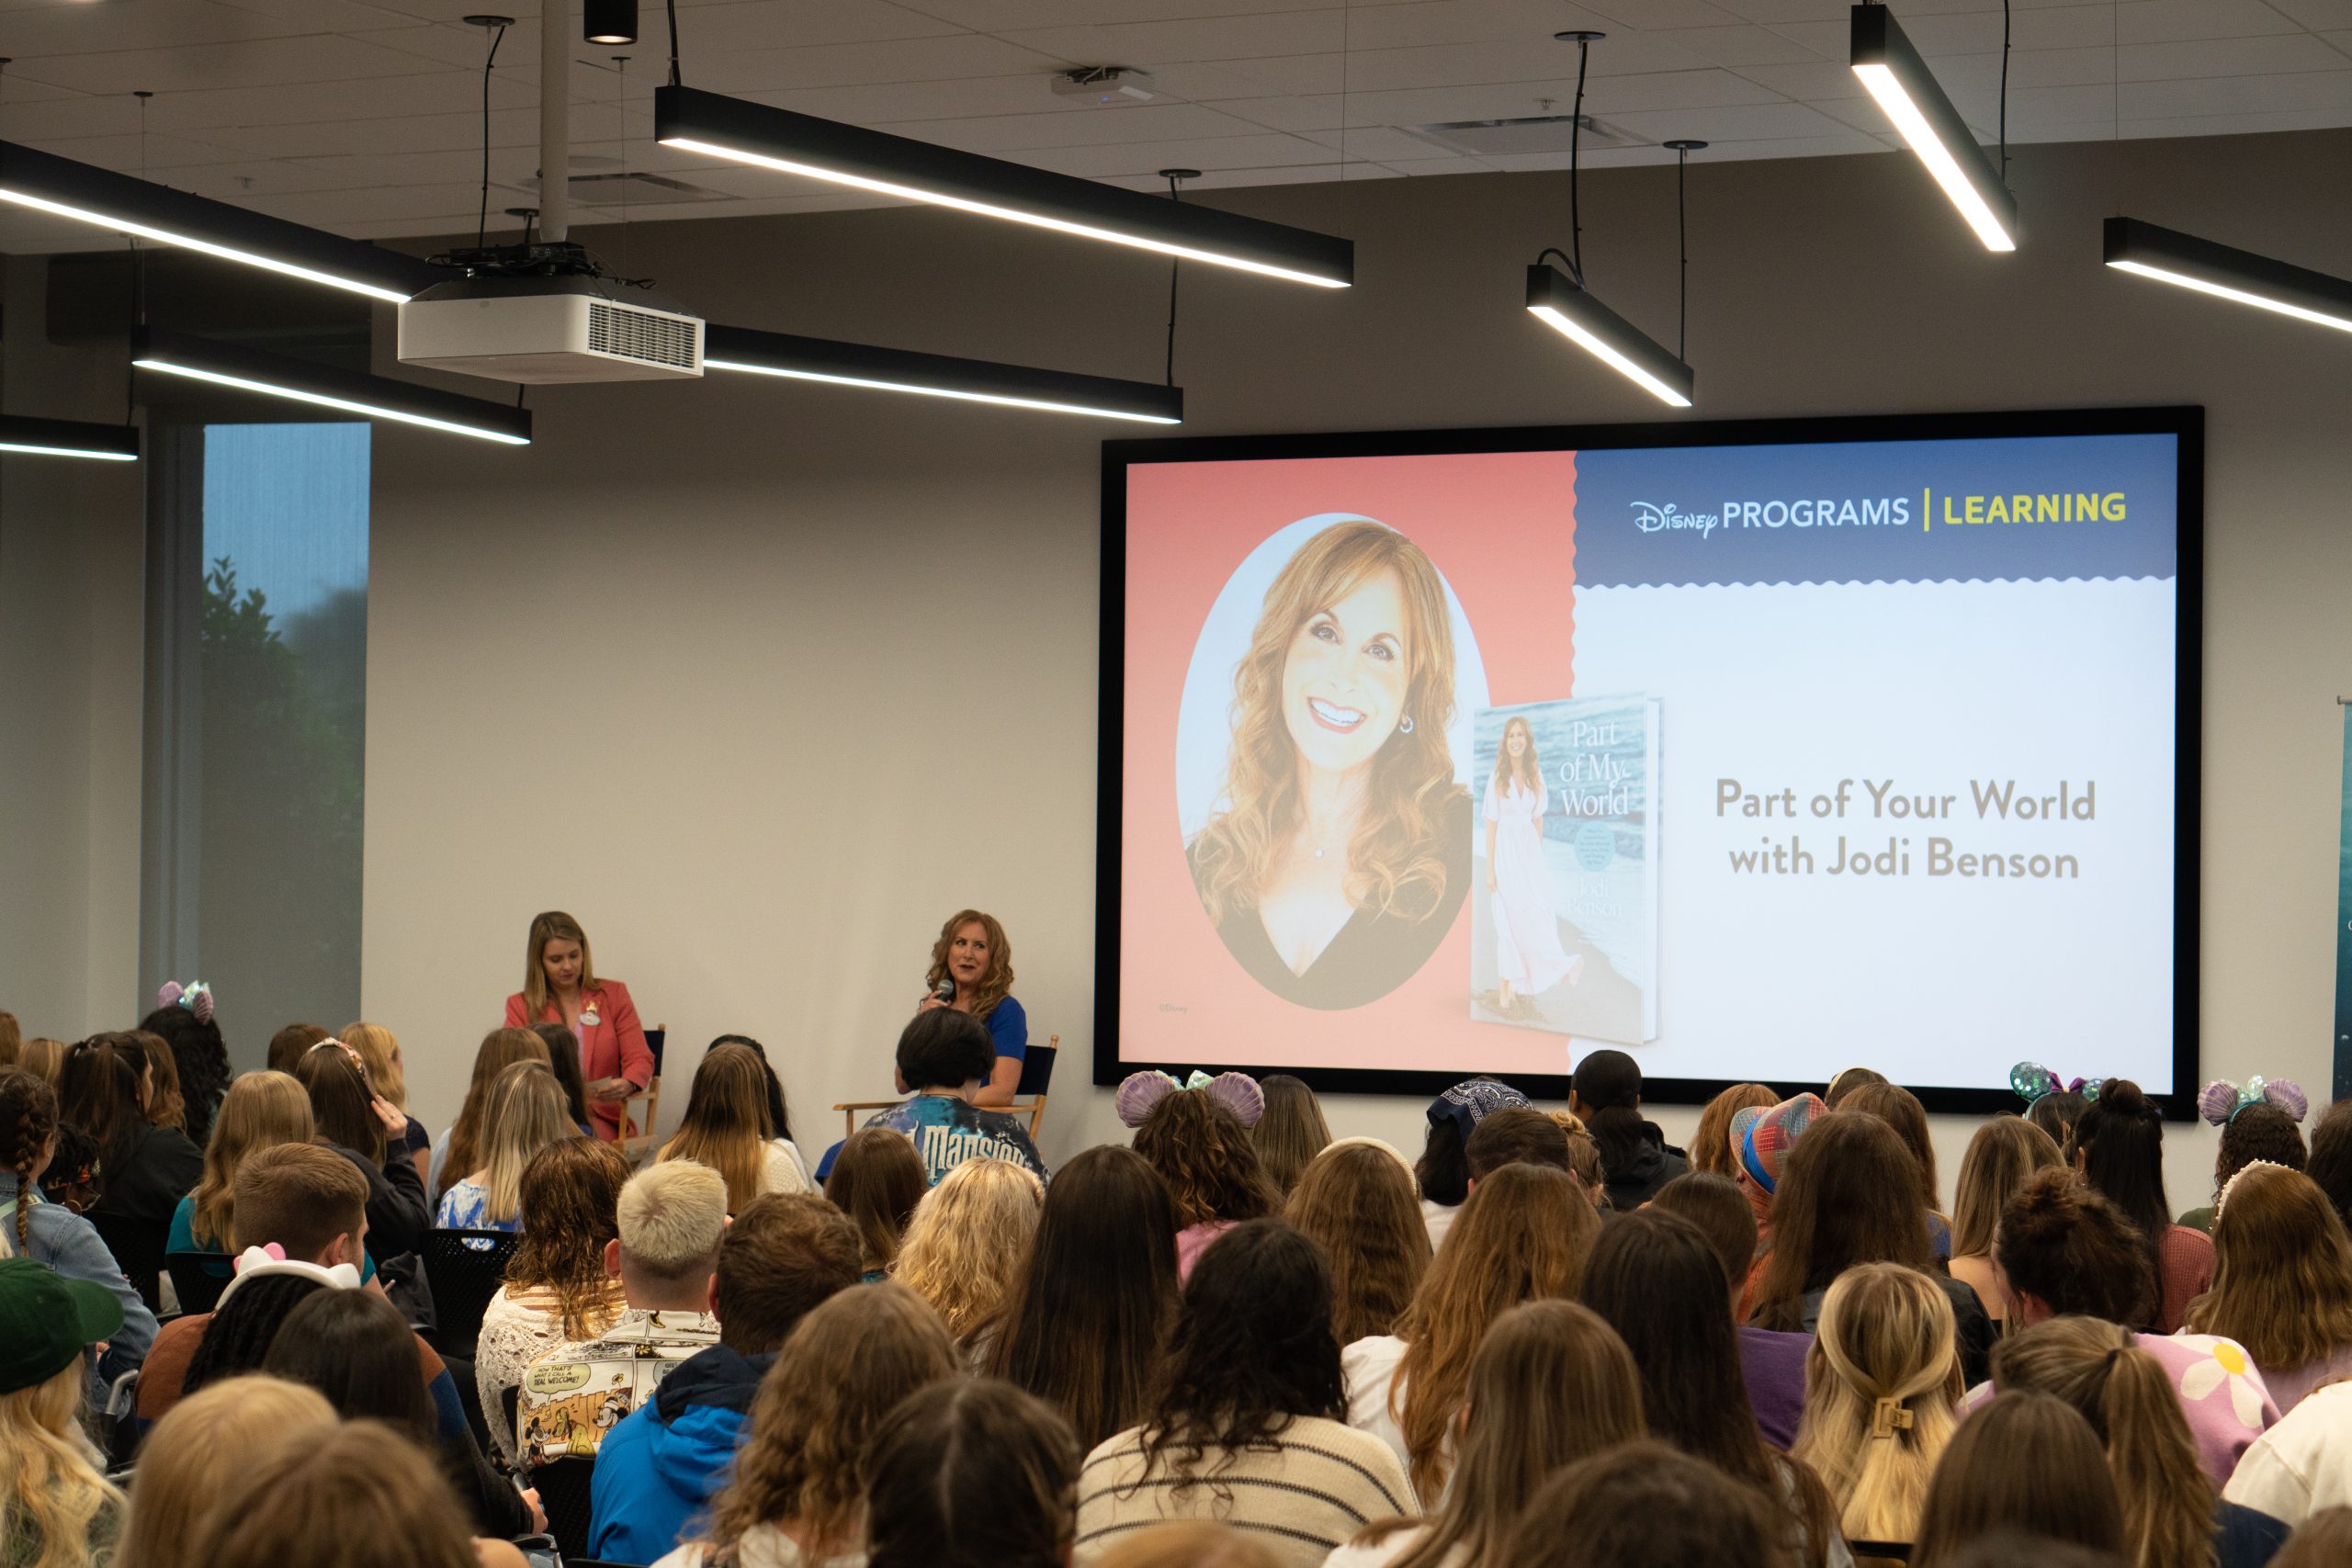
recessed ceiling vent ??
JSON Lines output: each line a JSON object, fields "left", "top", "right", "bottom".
{"left": 516, "top": 169, "right": 734, "bottom": 207}
{"left": 1403, "top": 114, "right": 1644, "bottom": 158}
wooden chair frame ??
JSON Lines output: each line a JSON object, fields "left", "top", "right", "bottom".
{"left": 835, "top": 1032, "right": 1057, "bottom": 1141}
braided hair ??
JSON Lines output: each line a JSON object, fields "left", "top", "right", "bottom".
{"left": 0, "top": 1071, "right": 61, "bottom": 1256}
{"left": 182, "top": 1275, "right": 329, "bottom": 1396}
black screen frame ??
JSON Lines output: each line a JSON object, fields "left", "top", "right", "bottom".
{"left": 1096, "top": 405, "right": 2205, "bottom": 1119}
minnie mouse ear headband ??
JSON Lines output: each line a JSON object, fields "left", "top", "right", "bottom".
{"left": 1427, "top": 1078, "right": 1532, "bottom": 1145}
{"left": 156, "top": 980, "right": 214, "bottom": 1024}
{"left": 1117, "top": 1070, "right": 1265, "bottom": 1129}
{"left": 2199, "top": 1076, "right": 2309, "bottom": 1127}
{"left": 2010, "top": 1063, "right": 2103, "bottom": 1107}
{"left": 214, "top": 1243, "right": 362, "bottom": 1308}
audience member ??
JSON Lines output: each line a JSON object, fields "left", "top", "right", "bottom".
{"left": 1077, "top": 1220, "right": 1411, "bottom": 1566}
{"left": 185, "top": 1419, "right": 486, "bottom": 1568}
{"left": 1910, "top": 1393, "right": 2127, "bottom": 1568}
{"left": 891, "top": 1156, "right": 1043, "bottom": 1359}
{"left": 1692, "top": 1083, "right": 1779, "bottom": 1180}
{"left": 1415, "top": 1079, "right": 1530, "bottom": 1250}
{"left": 294, "top": 1039, "right": 430, "bottom": 1259}
{"left": 430, "top": 1027, "right": 553, "bottom": 1201}
{"left": 0, "top": 1011, "right": 19, "bottom": 1067}
{"left": 0, "top": 1071, "right": 155, "bottom": 1393}
{"left": 1570, "top": 1049, "right": 1687, "bottom": 1210}
{"left": 1561, "top": 1130, "right": 1607, "bottom": 1209}
{"left": 1252, "top": 1074, "right": 1332, "bottom": 1197}
{"left": 988, "top": 1145, "right": 1181, "bottom": 1451}
{"left": 2026, "top": 1081, "right": 2092, "bottom": 1150}
{"left": 2182, "top": 1163, "right": 2352, "bottom": 1412}
{"left": 0, "top": 1258, "right": 127, "bottom": 1568}
{"left": 1285, "top": 1140, "right": 1430, "bottom": 1344}
{"left": 1730, "top": 1090, "right": 1829, "bottom": 1275}
{"left": 1652, "top": 1171, "right": 1808, "bottom": 1450}
{"left": 130, "top": 1032, "right": 187, "bottom": 1134}
{"left": 1346, "top": 1162, "right": 1599, "bottom": 1501}
{"left": 264, "top": 1022, "right": 332, "bottom": 1076}
{"left": 1125, "top": 1072, "right": 1280, "bottom": 1279}
{"left": 531, "top": 1021, "right": 596, "bottom": 1134}
{"left": 1463, "top": 1107, "right": 1569, "bottom": 1180}
{"left": 2270, "top": 1509, "right": 2352, "bottom": 1568}
{"left": 649, "top": 1282, "right": 960, "bottom": 1568}
{"left": 476, "top": 1136, "right": 633, "bottom": 1463}
{"left": 1092, "top": 1522, "right": 1284, "bottom": 1568}
{"left": 2304, "top": 1100, "right": 2352, "bottom": 1237}
{"left": 167, "top": 1071, "right": 323, "bottom": 1278}
{"left": 865, "top": 1379, "right": 1079, "bottom": 1568}
{"left": 588, "top": 1192, "right": 862, "bottom": 1562}
{"left": 13, "top": 1039, "right": 65, "bottom": 1086}
{"left": 707, "top": 1034, "right": 803, "bottom": 1161}
{"left": 2183, "top": 1111, "right": 2308, "bottom": 1237}
{"left": 435, "top": 1060, "right": 576, "bottom": 1232}
{"left": 1498, "top": 1441, "right": 1799, "bottom": 1568}
{"left": 860, "top": 1010, "right": 1048, "bottom": 1185}
{"left": 658, "top": 1042, "right": 815, "bottom": 1210}
{"left": 137, "top": 993, "right": 232, "bottom": 1149}
{"left": 2069, "top": 1078, "right": 2211, "bottom": 1332}
{"left": 118, "top": 1376, "right": 336, "bottom": 1568}
{"left": 825, "top": 1126, "right": 927, "bottom": 1280}
{"left": 61, "top": 1032, "right": 203, "bottom": 1234}
{"left": 1792, "top": 1263, "right": 1961, "bottom": 1550}
{"left": 2223, "top": 1379, "right": 2352, "bottom": 1530}
{"left": 1825, "top": 1067, "right": 1890, "bottom": 1108}
{"left": 339, "top": 1021, "right": 433, "bottom": 1181}
{"left": 1947, "top": 1116, "right": 2064, "bottom": 1332}
{"left": 1843, "top": 1082, "right": 1950, "bottom": 1257}
{"left": 1332, "top": 1300, "right": 1645, "bottom": 1568}
{"left": 1580, "top": 1210, "right": 1843, "bottom": 1568}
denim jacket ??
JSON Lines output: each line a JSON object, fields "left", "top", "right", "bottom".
{"left": 0, "top": 1170, "right": 159, "bottom": 1400}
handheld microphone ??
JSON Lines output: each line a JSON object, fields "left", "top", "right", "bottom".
{"left": 932, "top": 974, "right": 957, "bottom": 1007}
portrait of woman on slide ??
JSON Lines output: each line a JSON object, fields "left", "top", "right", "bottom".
{"left": 503, "top": 909, "right": 652, "bottom": 1142}
{"left": 1479, "top": 715, "right": 1582, "bottom": 1021}
{"left": 1187, "top": 519, "right": 1473, "bottom": 1010}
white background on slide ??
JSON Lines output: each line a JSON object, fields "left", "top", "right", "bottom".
{"left": 1569, "top": 578, "right": 2177, "bottom": 1093}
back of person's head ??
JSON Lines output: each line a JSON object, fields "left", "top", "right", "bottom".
{"left": 58, "top": 1032, "right": 145, "bottom": 1164}
{"left": 13, "top": 1040, "right": 64, "bottom": 1087}
{"left": 0, "top": 1071, "right": 62, "bottom": 1256}
{"left": 618, "top": 1157, "right": 729, "bottom": 1287}
{"left": 1498, "top": 1440, "right": 1796, "bottom": 1568}
{"left": 181, "top": 1275, "right": 329, "bottom": 1397}
{"left": 1750, "top": 1111, "right": 1929, "bottom": 1331}
{"left": 1994, "top": 1168, "right": 2154, "bottom": 1326}
{"left": 1147, "top": 1220, "right": 1342, "bottom": 1474}
{"left": 1571, "top": 1050, "right": 1655, "bottom": 1193}
{"left": 474, "top": 1059, "right": 575, "bottom": 1223}
{"left": 1951, "top": 1116, "right": 2064, "bottom": 1261}
{"left": 187, "top": 1419, "right": 478, "bottom": 1568}
{"left": 824, "top": 1127, "right": 927, "bottom": 1275}
{"left": 987, "top": 1144, "right": 1180, "bottom": 1452}
{"left": 1133, "top": 1088, "right": 1280, "bottom": 1230}
{"left": 1284, "top": 1140, "right": 1430, "bottom": 1344}
{"left": 191, "top": 1071, "right": 313, "bottom": 1250}
{"left": 1562, "top": 1129, "right": 1605, "bottom": 1205}
{"left": 710, "top": 1033, "right": 796, "bottom": 1145}
{"left": 1649, "top": 1173, "right": 1758, "bottom": 1307}
{"left": 660, "top": 1043, "right": 775, "bottom": 1213}
{"left": 260, "top": 1289, "right": 435, "bottom": 1440}
{"left": 703, "top": 1281, "right": 961, "bottom": 1561}
{"left": 1844, "top": 1082, "right": 1940, "bottom": 1213}
{"left": 131, "top": 1031, "right": 187, "bottom": 1133}
{"left": 140, "top": 1005, "right": 231, "bottom": 1147}
{"left": 865, "top": 1378, "right": 1079, "bottom": 1568}
{"left": 507, "top": 1136, "right": 631, "bottom": 1338}
{"left": 893, "top": 1157, "right": 1045, "bottom": 1343}
{"left": 1910, "top": 1392, "right": 2125, "bottom": 1568}
{"left": 1990, "top": 1314, "right": 2211, "bottom": 1568}
{"left": 2272, "top": 1507, "right": 2352, "bottom": 1568}
{"left": 1464, "top": 1107, "right": 1570, "bottom": 1179}
{"left": 2212, "top": 1101, "right": 2307, "bottom": 1201}
{"left": 1825, "top": 1066, "right": 1890, "bottom": 1107}
{"left": 1396, "top": 1163, "right": 1599, "bottom": 1500}
{"left": 1251, "top": 1074, "right": 1331, "bottom": 1197}
{"left": 232, "top": 1140, "right": 368, "bottom": 1259}
{"left": 2067, "top": 1079, "right": 2172, "bottom": 1256}
{"left": 1793, "top": 1263, "right": 1961, "bottom": 1545}
{"left": 1419, "top": 1079, "right": 1530, "bottom": 1208}
{"left": 119, "top": 1376, "right": 336, "bottom": 1568}
{"left": 531, "top": 1021, "right": 594, "bottom": 1128}
{"left": 335, "top": 1022, "right": 407, "bottom": 1111}
{"left": 2187, "top": 1161, "right": 2352, "bottom": 1374}
{"left": 0, "top": 1261, "right": 123, "bottom": 1568}
{"left": 1092, "top": 1522, "right": 1284, "bottom": 1568}
{"left": 2028, "top": 1087, "right": 2092, "bottom": 1149}
{"left": 0, "top": 1011, "right": 16, "bottom": 1066}
{"left": 2306, "top": 1099, "right": 2352, "bottom": 1236}
{"left": 291, "top": 1039, "right": 384, "bottom": 1165}
{"left": 1691, "top": 1083, "right": 1778, "bottom": 1179}
{"left": 264, "top": 1022, "right": 331, "bottom": 1076}
{"left": 1942, "top": 1538, "right": 2132, "bottom": 1568}
{"left": 438, "top": 1026, "right": 553, "bottom": 1202}
{"left": 895, "top": 1007, "right": 995, "bottom": 1092}
{"left": 1582, "top": 1209, "right": 1766, "bottom": 1478}
{"left": 714, "top": 1191, "right": 862, "bottom": 1353}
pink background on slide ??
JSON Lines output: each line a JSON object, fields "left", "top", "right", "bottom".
{"left": 1120, "top": 450, "right": 1584, "bottom": 1074}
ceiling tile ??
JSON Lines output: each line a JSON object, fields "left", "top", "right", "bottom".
{"left": 2120, "top": 33, "right": 2352, "bottom": 80}
{"left": 11, "top": 34, "right": 450, "bottom": 97}
{"left": 892, "top": 1, "right": 1326, "bottom": 28}
{"left": 2269, "top": 0, "right": 2352, "bottom": 25}
{"left": 686, "top": 34, "right": 1078, "bottom": 96}
{"left": 2120, "top": 66, "right": 2352, "bottom": 115}
{"left": 1345, "top": 0, "right": 1622, "bottom": 52}
{"left": 882, "top": 101, "right": 1272, "bottom": 152}
{"left": 1666, "top": 24, "right": 1829, "bottom": 68}
{"left": 2115, "top": 0, "right": 2302, "bottom": 44}
{"left": 1603, "top": 98, "right": 1852, "bottom": 140}
{"left": 996, "top": 13, "right": 1341, "bottom": 69}
{"left": 18, "top": 130, "right": 259, "bottom": 170}
{"left": 1016, "top": 130, "right": 1341, "bottom": 177}
{"left": 1341, "top": 33, "right": 1717, "bottom": 91}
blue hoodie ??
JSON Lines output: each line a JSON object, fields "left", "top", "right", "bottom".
{"left": 587, "top": 1345, "right": 775, "bottom": 1564}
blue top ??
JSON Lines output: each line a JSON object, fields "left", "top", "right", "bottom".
{"left": 435, "top": 1179, "right": 518, "bottom": 1233}
{"left": 588, "top": 1345, "right": 774, "bottom": 1565}
{"left": 0, "top": 1172, "right": 158, "bottom": 1401}
{"left": 986, "top": 995, "right": 1028, "bottom": 1066}
{"left": 861, "top": 1094, "right": 1048, "bottom": 1187}
{"left": 168, "top": 1193, "right": 378, "bottom": 1284}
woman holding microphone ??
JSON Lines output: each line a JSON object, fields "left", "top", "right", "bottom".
{"left": 916, "top": 909, "right": 1025, "bottom": 1109}
{"left": 504, "top": 910, "right": 652, "bottom": 1141}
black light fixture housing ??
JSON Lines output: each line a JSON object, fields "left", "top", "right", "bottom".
{"left": 1849, "top": 4, "right": 2018, "bottom": 252}
{"left": 702, "top": 325, "right": 1182, "bottom": 424}
{"left": 2104, "top": 217, "right": 2352, "bottom": 335}
{"left": 654, "top": 85, "right": 1352, "bottom": 288}
{"left": 1523, "top": 265, "right": 1694, "bottom": 407}
{"left": 133, "top": 330, "right": 533, "bottom": 446}
{"left": 0, "top": 413, "right": 140, "bottom": 462}
{"left": 584, "top": 0, "right": 637, "bottom": 46}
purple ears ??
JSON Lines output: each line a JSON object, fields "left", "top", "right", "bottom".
{"left": 157, "top": 980, "right": 214, "bottom": 1024}
{"left": 2198, "top": 1077, "right": 2308, "bottom": 1127}
{"left": 1116, "top": 1069, "right": 1266, "bottom": 1129}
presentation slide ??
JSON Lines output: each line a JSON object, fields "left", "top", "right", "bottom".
{"left": 1099, "top": 414, "right": 2197, "bottom": 1105}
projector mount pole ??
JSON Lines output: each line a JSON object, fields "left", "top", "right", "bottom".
{"left": 539, "top": 0, "right": 571, "bottom": 243}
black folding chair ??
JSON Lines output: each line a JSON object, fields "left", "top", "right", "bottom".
{"left": 164, "top": 1251, "right": 232, "bottom": 1316}
{"left": 87, "top": 1212, "right": 168, "bottom": 1314}
{"left": 419, "top": 1228, "right": 520, "bottom": 1359}
{"left": 529, "top": 1456, "right": 598, "bottom": 1561}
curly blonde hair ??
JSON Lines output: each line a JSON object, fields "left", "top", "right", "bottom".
{"left": 924, "top": 910, "right": 1016, "bottom": 1021}
{"left": 1189, "top": 520, "right": 1468, "bottom": 927}
{"left": 893, "top": 1158, "right": 1045, "bottom": 1345}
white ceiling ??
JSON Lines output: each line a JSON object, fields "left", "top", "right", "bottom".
{"left": 2, "top": 0, "right": 2349, "bottom": 249}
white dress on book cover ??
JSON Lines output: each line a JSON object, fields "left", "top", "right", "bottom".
{"left": 1485, "top": 775, "right": 1576, "bottom": 993}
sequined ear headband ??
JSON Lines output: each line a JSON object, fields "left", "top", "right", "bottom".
{"left": 2198, "top": 1076, "right": 2308, "bottom": 1127}
{"left": 156, "top": 980, "right": 214, "bottom": 1024}
{"left": 2009, "top": 1063, "right": 2101, "bottom": 1106}
{"left": 1116, "top": 1069, "right": 1265, "bottom": 1129}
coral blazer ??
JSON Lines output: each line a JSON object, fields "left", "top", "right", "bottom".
{"left": 504, "top": 978, "right": 654, "bottom": 1141}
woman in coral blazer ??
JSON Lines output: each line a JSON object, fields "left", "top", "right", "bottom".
{"left": 503, "top": 909, "right": 653, "bottom": 1141}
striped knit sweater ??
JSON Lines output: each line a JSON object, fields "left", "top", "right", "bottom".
{"left": 1077, "top": 1416, "right": 1415, "bottom": 1568}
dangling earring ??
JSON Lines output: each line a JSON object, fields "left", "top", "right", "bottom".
{"left": 1399, "top": 715, "right": 1415, "bottom": 734}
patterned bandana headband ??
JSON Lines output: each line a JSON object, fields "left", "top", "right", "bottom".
{"left": 1116, "top": 1069, "right": 1265, "bottom": 1129}
{"left": 2009, "top": 1063, "right": 2103, "bottom": 1107}
{"left": 2197, "top": 1076, "right": 2308, "bottom": 1127}
{"left": 156, "top": 980, "right": 214, "bottom": 1024}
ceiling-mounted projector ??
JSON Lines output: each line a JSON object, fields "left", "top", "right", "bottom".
{"left": 398, "top": 260, "right": 704, "bottom": 385}
{"left": 1051, "top": 66, "right": 1154, "bottom": 105}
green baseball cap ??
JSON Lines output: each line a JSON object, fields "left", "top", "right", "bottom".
{"left": 0, "top": 1258, "right": 124, "bottom": 1396}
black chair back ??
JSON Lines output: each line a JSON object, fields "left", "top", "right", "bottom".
{"left": 643, "top": 1028, "right": 665, "bottom": 1074}
{"left": 87, "top": 1212, "right": 168, "bottom": 1314}
{"left": 531, "top": 1457, "right": 597, "bottom": 1560}
{"left": 1849, "top": 1542, "right": 1913, "bottom": 1563}
{"left": 1014, "top": 1043, "right": 1057, "bottom": 1098}
{"left": 164, "top": 1251, "right": 232, "bottom": 1316}
{"left": 419, "top": 1228, "right": 520, "bottom": 1358}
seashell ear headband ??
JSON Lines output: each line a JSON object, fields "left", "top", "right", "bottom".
{"left": 2010, "top": 1063, "right": 2101, "bottom": 1107}
{"left": 2198, "top": 1076, "right": 2308, "bottom": 1127}
{"left": 1116, "top": 1069, "right": 1265, "bottom": 1129}
{"left": 157, "top": 980, "right": 214, "bottom": 1024}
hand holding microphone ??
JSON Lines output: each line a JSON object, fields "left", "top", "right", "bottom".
{"left": 917, "top": 973, "right": 957, "bottom": 1013}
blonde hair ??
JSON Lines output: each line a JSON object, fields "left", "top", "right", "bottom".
{"left": 1284, "top": 1141, "right": 1430, "bottom": 1344}
{"left": 475, "top": 1063, "right": 577, "bottom": 1224}
{"left": 15, "top": 1041, "right": 65, "bottom": 1086}
{"left": 1792, "top": 1263, "right": 1961, "bottom": 1545}
{"left": 334, "top": 1023, "right": 408, "bottom": 1111}
{"left": 520, "top": 910, "right": 597, "bottom": 1023}
{"left": 0, "top": 1359, "right": 122, "bottom": 1568}
{"left": 1190, "top": 520, "right": 1469, "bottom": 928}
{"left": 119, "top": 1377, "right": 336, "bottom": 1568}
{"left": 186, "top": 1419, "right": 477, "bottom": 1568}
{"left": 893, "top": 1158, "right": 1046, "bottom": 1344}
{"left": 659, "top": 1043, "right": 773, "bottom": 1213}
{"left": 1951, "top": 1115, "right": 2064, "bottom": 1260}
{"left": 2185, "top": 1162, "right": 2352, "bottom": 1374}
{"left": 190, "top": 1072, "right": 314, "bottom": 1249}
{"left": 436, "top": 1028, "right": 551, "bottom": 1203}
{"left": 924, "top": 910, "right": 1017, "bottom": 1021}
{"left": 617, "top": 1159, "right": 729, "bottom": 1280}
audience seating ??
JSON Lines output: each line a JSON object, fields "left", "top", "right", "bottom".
{"left": 832, "top": 1032, "right": 1059, "bottom": 1139}
{"left": 529, "top": 1456, "right": 597, "bottom": 1560}
{"left": 163, "top": 1252, "right": 230, "bottom": 1316}
{"left": 88, "top": 1212, "right": 168, "bottom": 1314}
{"left": 419, "top": 1228, "right": 521, "bottom": 1358}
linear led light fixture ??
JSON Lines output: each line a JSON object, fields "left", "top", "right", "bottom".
{"left": 0, "top": 414, "right": 140, "bottom": 462}
{"left": 0, "top": 139, "right": 444, "bottom": 304}
{"left": 703, "top": 325, "right": 1182, "bottom": 423}
{"left": 1849, "top": 5, "right": 2018, "bottom": 253}
{"left": 2104, "top": 218, "right": 2352, "bottom": 335}
{"left": 133, "top": 331, "right": 532, "bottom": 446}
{"left": 655, "top": 85, "right": 1351, "bottom": 289}
{"left": 1524, "top": 265, "right": 1693, "bottom": 408}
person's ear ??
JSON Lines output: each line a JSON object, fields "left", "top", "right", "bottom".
{"left": 705, "top": 1273, "right": 722, "bottom": 1320}
{"left": 893, "top": 1068, "right": 909, "bottom": 1095}
{"left": 2070, "top": 1145, "right": 2087, "bottom": 1172}
{"left": 1464, "top": 1175, "right": 1478, "bottom": 1196}
{"left": 325, "top": 1231, "right": 356, "bottom": 1269}
{"left": 603, "top": 1238, "right": 623, "bottom": 1279}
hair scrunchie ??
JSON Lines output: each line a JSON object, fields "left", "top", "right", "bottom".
{"left": 1116, "top": 1069, "right": 1265, "bottom": 1130}
{"left": 2197, "top": 1076, "right": 2309, "bottom": 1127}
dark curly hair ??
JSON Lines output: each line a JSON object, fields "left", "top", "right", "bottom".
{"left": 1131, "top": 1089, "right": 1278, "bottom": 1231}
{"left": 183, "top": 1274, "right": 330, "bottom": 1396}
{"left": 2212, "top": 1102, "right": 2307, "bottom": 1203}
{"left": 140, "top": 1005, "right": 231, "bottom": 1148}
{"left": 1136, "top": 1219, "right": 1344, "bottom": 1495}
{"left": 2308, "top": 1100, "right": 2352, "bottom": 1237}
{"left": 1993, "top": 1168, "right": 2155, "bottom": 1326}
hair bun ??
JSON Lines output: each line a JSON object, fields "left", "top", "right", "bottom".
{"left": 2100, "top": 1078, "right": 2147, "bottom": 1115}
